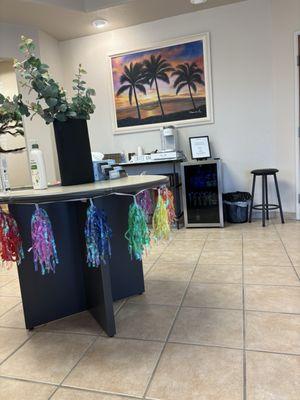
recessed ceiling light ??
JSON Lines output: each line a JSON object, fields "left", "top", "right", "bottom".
{"left": 92, "top": 19, "right": 108, "bottom": 28}
{"left": 191, "top": 0, "right": 208, "bottom": 4}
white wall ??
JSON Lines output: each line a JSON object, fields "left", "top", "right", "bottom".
{"left": 60, "top": 0, "right": 298, "bottom": 208}
{"left": 0, "top": 23, "right": 63, "bottom": 186}
{"left": 270, "top": 0, "right": 300, "bottom": 213}
{"left": 0, "top": 60, "right": 30, "bottom": 187}
{"left": 2, "top": 0, "right": 299, "bottom": 211}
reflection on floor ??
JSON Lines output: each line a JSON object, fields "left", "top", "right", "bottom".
{"left": 0, "top": 217, "right": 299, "bottom": 399}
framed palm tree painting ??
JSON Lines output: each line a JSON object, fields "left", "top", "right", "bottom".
{"left": 109, "top": 33, "right": 213, "bottom": 133}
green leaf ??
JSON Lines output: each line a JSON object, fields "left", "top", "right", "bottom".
{"left": 66, "top": 111, "right": 77, "bottom": 118}
{"left": 45, "top": 97, "right": 58, "bottom": 107}
{"left": 55, "top": 112, "right": 67, "bottom": 122}
{"left": 59, "top": 104, "right": 67, "bottom": 112}
{"left": 86, "top": 88, "right": 96, "bottom": 96}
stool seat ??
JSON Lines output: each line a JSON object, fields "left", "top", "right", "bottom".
{"left": 249, "top": 168, "right": 284, "bottom": 226}
{"left": 251, "top": 168, "right": 279, "bottom": 175}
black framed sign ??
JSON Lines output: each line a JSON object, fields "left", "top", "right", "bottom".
{"left": 189, "top": 136, "right": 211, "bottom": 160}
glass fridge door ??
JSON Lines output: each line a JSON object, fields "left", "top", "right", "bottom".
{"left": 183, "top": 162, "right": 221, "bottom": 224}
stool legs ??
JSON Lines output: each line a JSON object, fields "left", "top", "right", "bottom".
{"left": 262, "top": 174, "right": 266, "bottom": 227}
{"left": 265, "top": 175, "right": 269, "bottom": 220}
{"left": 273, "top": 173, "right": 285, "bottom": 224}
{"left": 249, "top": 174, "right": 256, "bottom": 223}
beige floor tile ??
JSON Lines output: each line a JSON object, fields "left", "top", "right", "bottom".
{"left": 116, "top": 303, "right": 177, "bottom": 341}
{"left": 147, "top": 343, "right": 243, "bottom": 400}
{"left": 166, "top": 239, "right": 205, "bottom": 252}
{"left": 146, "top": 261, "right": 195, "bottom": 282}
{"left": 0, "top": 327, "right": 31, "bottom": 363}
{"left": 240, "top": 224, "right": 276, "bottom": 232}
{"left": 242, "top": 230, "right": 280, "bottom": 241}
{"left": 0, "top": 332, "right": 95, "bottom": 384}
{"left": 169, "top": 307, "right": 243, "bottom": 348}
{"left": 0, "top": 266, "right": 18, "bottom": 277}
{"left": 38, "top": 311, "right": 104, "bottom": 335}
{"left": 0, "top": 276, "right": 15, "bottom": 288}
{"left": 113, "top": 300, "right": 126, "bottom": 315}
{"left": 183, "top": 283, "right": 243, "bottom": 309}
{"left": 285, "top": 249, "right": 300, "bottom": 267}
{"left": 278, "top": 238, "right": 300, "bottom": 248}
{"left": 245, "top": 285, "right": 300, "bottom": 313}
{"left": 53, "top": 387, "right": 136, "bottom": 400}
{"left": 243, "top": 240, "right": 291, "bottom": 266}
{"left": 0, "top": 280, "right": 21, "bottom": 297}
{"left": 172, "top": 229, "right": 208, "bottom": 240}
{"left": 295, "top": 267, "right": 300, "bottom": 278}
{"left": 199, "top": 249, "right": 242, "bottom": 265}
{"left": 64, "top": 337, "right": 163, "bottom": 397}
{"left": 159, "top": 251, "right": 199, "bottom": 263}
{"left": 0, "top": 377, "right": 55, "bottom": 400}
{"left": 244, "top": 266, "right": 300, "bottom": 285}
{"left": 142, "top": 262, "right": 155, "bottom": 276}
{"left": 0, "top": 297, "right": 21, "bottom": 317}
{"left": 246, "top": 311, "right": 300, "bottom": 354}
{"left": 142, "top": 254, "right": 160, "bottom": 266}
{"left": 246, "top": 351, "right": 300, "bottom": 400}
{"left": 193, "top": 264, "right": 242, "bottom": 284}
{"left": 207, "top": 231, "right": 242, "bottom": 239}
{"left": 129, "top": 280, "right": 187, "bottom": 306}
{"left": 0, "top": 304, "right": 25, "bottom": 329}
{"left": 203, "top": 239, "right": 242, "bottom": 250}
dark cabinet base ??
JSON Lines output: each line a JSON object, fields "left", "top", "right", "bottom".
{"left": 9, "top": 194, "right": 144, "bottom": 337}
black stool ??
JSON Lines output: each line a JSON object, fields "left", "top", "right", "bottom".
{"left": 249, "top": 169, "right": 284, "bottom": 227}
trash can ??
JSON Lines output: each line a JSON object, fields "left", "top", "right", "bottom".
{"left": 223, "top": 192, "right": 252, "bottom": 223}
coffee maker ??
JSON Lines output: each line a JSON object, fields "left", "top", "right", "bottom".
{"left": 160, "top": 126, "right": 178, "bottom": 152}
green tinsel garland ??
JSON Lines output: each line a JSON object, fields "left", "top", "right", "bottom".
{"left": 125, "top": 201, "right": 150, "bottom": 260}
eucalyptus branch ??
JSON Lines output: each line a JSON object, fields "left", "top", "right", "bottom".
{"left": 12, "top": 36, "right": 96, "bottom": 124}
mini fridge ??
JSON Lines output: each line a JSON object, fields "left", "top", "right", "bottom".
{"left": 181, "top": 160, "right": 224, "bottom": 227}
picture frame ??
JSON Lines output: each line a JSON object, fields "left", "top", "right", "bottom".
{"left": 189, "top": 135, "right": 211, "bottom": 160}
{"left": 108, "top": 33, "right": 214, "bottom": 134}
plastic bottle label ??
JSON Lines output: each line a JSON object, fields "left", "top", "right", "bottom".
{"left": 30, "top": 161, "right": 40, "bottom": 188}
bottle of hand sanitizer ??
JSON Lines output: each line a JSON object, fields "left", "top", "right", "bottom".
{"left": 0, "top": 155, "right": 10, "bottom": 191}
{"left": 30, "top": 143, "right": 47, "bottom": 190}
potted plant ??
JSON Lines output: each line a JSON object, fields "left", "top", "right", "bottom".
{"left": 13, "top": 36, "right": 96, "bottom": 186}
{"left": 0, "top": 94, "right": 28, "bottom": 153}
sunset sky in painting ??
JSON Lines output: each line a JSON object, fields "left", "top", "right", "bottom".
{"left": 111, "top": 40, "right": 205, "bottom": 110}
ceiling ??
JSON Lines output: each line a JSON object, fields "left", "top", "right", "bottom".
{"left": 0, "top": 0, "right": 246, "bottom": 41}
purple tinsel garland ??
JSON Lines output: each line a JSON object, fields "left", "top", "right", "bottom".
{"left": 85, "top": 201, "right": 112, "bottom": 268}
{"left": 30, "top": 206, "right": 59, "bottom": 275}
{"left": 136, "top": 189, "right": 153, "bottom": 218}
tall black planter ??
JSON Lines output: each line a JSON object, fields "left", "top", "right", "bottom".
{"left": 53, "top": 119, "right": 94, "bottom": 186}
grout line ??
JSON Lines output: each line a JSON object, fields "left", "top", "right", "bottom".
{"left": 0, "top": 277, "right": 17, "bottom": 289}
{"left": 60, "top": 383, "right": 143, "bottom": 399}
{"left": 48, "top": 335, "right": 99, "bottom": 400}
{"left": 0, "top": 300, "right": 22, "bottom": 319}
{"left": 0, "top": 331, "right": 37, "bottom": 367}
{"left": 273, "top": 223, "right": 300, "bottom": 282}
{"left": 241, "top": 231, "right": 247, "bottom": 400}
{"left": 162, "top": 339, "right": 300, "bottom": 357}
{"left": 142, "top": 233, "right": 208, "bottom": 399}
{"left": 47, "top": 235, "right": 180, "bottom": 400}
{"left": 124, "top": 301, "right": 300, "bottom": 315}
{"left": 0, "top": 375, "right": 58, "bottom": 389}
{"left": 3, "top": 224, "right": 300, "bottom": 399}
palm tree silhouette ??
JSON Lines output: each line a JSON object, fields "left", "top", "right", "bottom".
{"left": 116, "top": 62, "right": 146, "bottom": 120}
{"left": 143, "top": 55, "right": 174, "bottom": 117}
{"left": 172, "top": 62, "right": 205, "bottom": 111}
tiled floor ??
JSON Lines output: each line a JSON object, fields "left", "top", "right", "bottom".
{"left": 0, "top": 218, "right": 300, "bottom": 399}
